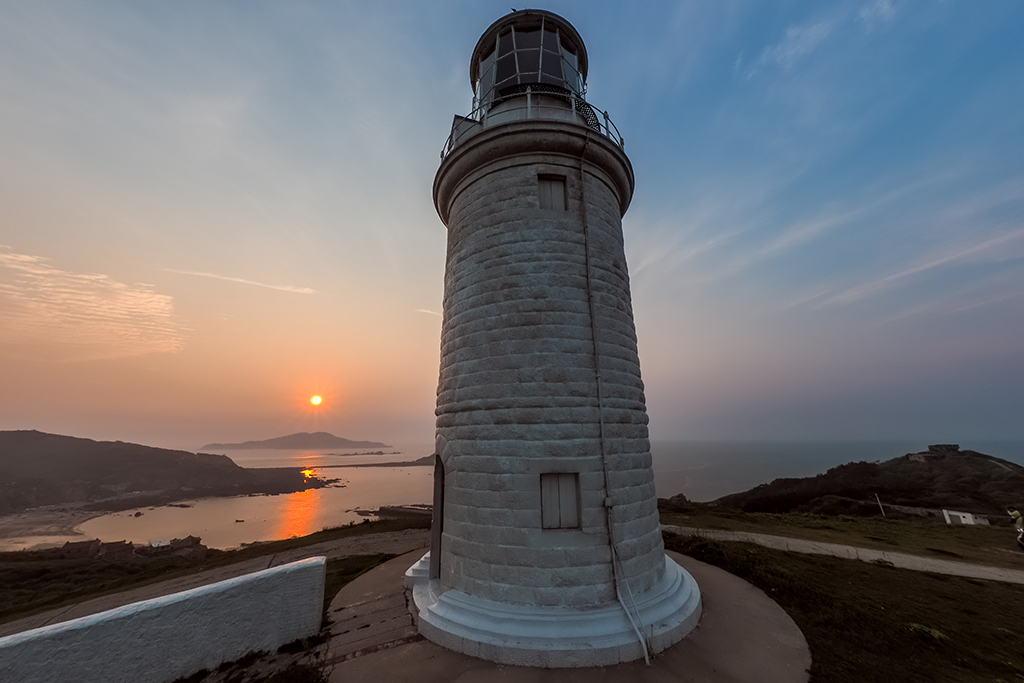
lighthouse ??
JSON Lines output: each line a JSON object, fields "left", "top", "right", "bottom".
{"left": 407, "top": 9, "right": 701, "bottom": 667}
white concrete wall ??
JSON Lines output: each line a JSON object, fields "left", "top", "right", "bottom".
{"left": 0, "top": 556, "right": 326, "bottom": 683}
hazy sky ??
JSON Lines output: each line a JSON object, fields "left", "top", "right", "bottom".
{"left": 1, "top": 1, "right": 1022, "bottom": 450}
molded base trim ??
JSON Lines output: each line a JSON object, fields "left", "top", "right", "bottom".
{"left": 408, "top": 555, "right": 701, "bottom": 668}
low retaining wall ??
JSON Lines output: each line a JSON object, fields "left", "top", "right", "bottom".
{"left": 0, "top": 556, "right": 326, "bottom": 683}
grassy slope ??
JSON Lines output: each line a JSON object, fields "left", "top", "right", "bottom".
{"left": 661, "top": 504, "right": 1024, "bottom": 570}
{"left": 713, "top": 449, "right": 1024, "bottom": 515}
{"left": 667, "top": 532, "right": 1024, "bottom": 683}
{"left": 0, "top": 518, "right": 429, "bottom": 626}
{"left": 8, "top": 510, "right": 1024, "bottom": 682}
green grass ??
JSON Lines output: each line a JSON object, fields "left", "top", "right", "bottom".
{"left": 0, "top": 517, "right": 428, "bottom": 626}
{"left": 666, "top": 532, "right": 1024, "bottom": 683}
{"left": 661, "top": 503, "right": 1024, "bottom": 570}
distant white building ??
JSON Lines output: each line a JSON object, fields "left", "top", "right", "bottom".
{"left": 942, "top": 509, "right": 990, "bottom": 525}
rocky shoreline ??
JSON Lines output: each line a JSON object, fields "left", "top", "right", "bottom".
{"left": 0, "top": 468, "right": 337, "bottom": 552}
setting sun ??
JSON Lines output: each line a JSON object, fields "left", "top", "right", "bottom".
{"left": 310, "top": 395, "right": 322, "bottom": 406}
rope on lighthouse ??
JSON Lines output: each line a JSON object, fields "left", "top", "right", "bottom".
{"left": 577, "top": 131, "right": 651, "bottom": 665}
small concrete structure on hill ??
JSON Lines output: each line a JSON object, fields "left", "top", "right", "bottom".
{"left": 942, "top": 509, "right": 990, "bottom": 525}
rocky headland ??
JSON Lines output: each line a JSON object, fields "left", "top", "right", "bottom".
{"left": 675, "top": 444, "right": 1024, "bottom": 517}
{"left": 0, "top": 430, "right": 328, "bottom": 516}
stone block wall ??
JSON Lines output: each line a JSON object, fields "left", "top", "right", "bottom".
{"left": 433, "top": 122, "right": 665, "bottom": 609}
{"left": 0, "top": 556, "right": 326, "bottom": 683}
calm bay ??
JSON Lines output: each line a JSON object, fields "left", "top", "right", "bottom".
{"left": 6, "top": 439, "right": 1023, "bottom": 551}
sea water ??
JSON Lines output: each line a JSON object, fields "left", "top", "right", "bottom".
{"left": 11, "top": 439, "right": 1024, "bottom": 551}
{"left": 652, "top": 439, "right": 1024, "bottom": 502}
{"left": 74, "top": 443, "right": 436, "bottom": 550}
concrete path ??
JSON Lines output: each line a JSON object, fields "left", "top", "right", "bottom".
{"left": 324, "top": 551, "right": 423, "bottom": 664}
{"left": 662, "top": 524, "right": 1024, "bottom": 585}
{"left": 0, "top": 528, "right": 430, "bottom": 638}
{"left": 328, "top": 549, "right": 810, "bottom": 682}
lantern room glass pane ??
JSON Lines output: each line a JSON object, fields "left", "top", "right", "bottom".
{"left": 563, "top": 50, "right": 577, "bottom": 71}
{"left": 498, "top": 30, "right": 514, "bottom": 56}
{"left": 496, "top": 54, "right": 516, "bottom": 85}
{"left": 479, "top": 40, "right": 495, "bottom": 62}
{"left": 542, "top": 28, "right": 559, "bottom": 52}
{"left": 477, "top": 56, "right": 495, "bottom": 103}
{"left": 514, "top": 27, "right": 542, "bottom": 50}
{"left": 541, "top": 50, "right": 561, "bottom": 81}
{"left": 562, "top": 58, "right": 582, "bottom": 93}
{"left": 517, "top": 49, "right": 540, "bottom": 74}
{"left": 479, "top": 54, "right": 495, "bottom": 79}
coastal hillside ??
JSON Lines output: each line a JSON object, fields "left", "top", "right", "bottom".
{"left": 0, "top": 431, "right": 323, "bottom": 514}
{"left": 201, "top": 431, "right": 388, "bottom": 450}
{"left": 711, "top": 445, "right": 1024, "bottom": 516}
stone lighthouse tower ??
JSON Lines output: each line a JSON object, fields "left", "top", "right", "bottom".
{"left": 407, "top": 9, "right": 701, "bottom": 667}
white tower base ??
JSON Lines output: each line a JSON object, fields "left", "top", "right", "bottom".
{"left": 406, "top": 555, "right": 701, "bottom": 668}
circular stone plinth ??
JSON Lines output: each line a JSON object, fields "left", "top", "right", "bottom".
{"left": 331, "top": 549, "right": 810, "bottom": 682}
{"left": 410, "top": 555, "right": 701, "bottom": 668}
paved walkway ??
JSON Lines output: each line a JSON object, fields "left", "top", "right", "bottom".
{"left": 324, "top": 550, "right": 423, "bottom": 664}
{"left": 662, "top": 524, "right": 1024, "bottom": 585}
{"left": 0, "top": 528, "right": 430, "bottom": 638}
{"left": 327, "top": 549, "right": 811, "bottom": 682}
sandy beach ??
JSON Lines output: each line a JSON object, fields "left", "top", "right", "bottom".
{"left": 0, "top": 508, "right": 104, "bottom": 544}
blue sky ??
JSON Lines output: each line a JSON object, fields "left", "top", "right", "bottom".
{"left": 0, "top": 1, "right": 1021, "bottom": 448}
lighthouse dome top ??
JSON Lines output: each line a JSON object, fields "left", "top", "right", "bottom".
{"left": 470, "top": 10, "right": 589, "bottom": 107}
{"left": 439, "top": 10, "right": 624, "bottom": 160}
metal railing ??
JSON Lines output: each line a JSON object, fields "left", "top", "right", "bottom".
{"left": 441, "top": 86, "right": 625, "bottom": 159}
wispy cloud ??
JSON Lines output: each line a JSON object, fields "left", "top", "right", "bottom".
{"left": 758, "top": 210, "right": 851, "bottom": 256}
{"left": 884, "top": 287, "right": 1024, "bottom": 324}
{"left": 755, "top": 20, "right": 834, "bottom": 73}
{"left": 701, "top": 207, "right": 864, "bottom": 284}
{"left": 414, "top": 308, "right": 441, "bottom": 317}
{"left": 859, "top": 0, "right": 897, "bottom": 29}
{"left": 162, "top": 268, "right": 315, "bottom": 294}
{"left": 0, "top": 247, "right": 186, "bottom": 359}
{"left": 732, "top": 51, "right": 745, "bottom": 77}
{"left": 816, "top": 228, "right": 1024, "bottom": 308}
{"left": 631, "top": 227, "right": 744, "bottom": 280}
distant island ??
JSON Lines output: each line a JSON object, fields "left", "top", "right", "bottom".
{"left": 0, "top": 430, "right": 328, "bottom": 515}
{"left": 318, "top": 454, "right": 434, "bottom": 469}
{"left": 669, "top": 444, "right": 1024, "bottom": 517}
{"left": 201, "top": 432, "right": 389, "bottom": 450}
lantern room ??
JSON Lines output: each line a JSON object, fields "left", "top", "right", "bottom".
{"left": 441, "top": 10, "right": 623, "bottom": 159}
{"left": 470, "top": 10, "right": 588, "bottom": 112}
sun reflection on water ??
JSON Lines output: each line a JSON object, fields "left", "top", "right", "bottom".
{"left": 277, "top": 488, "right": 320, "bottom": 539}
